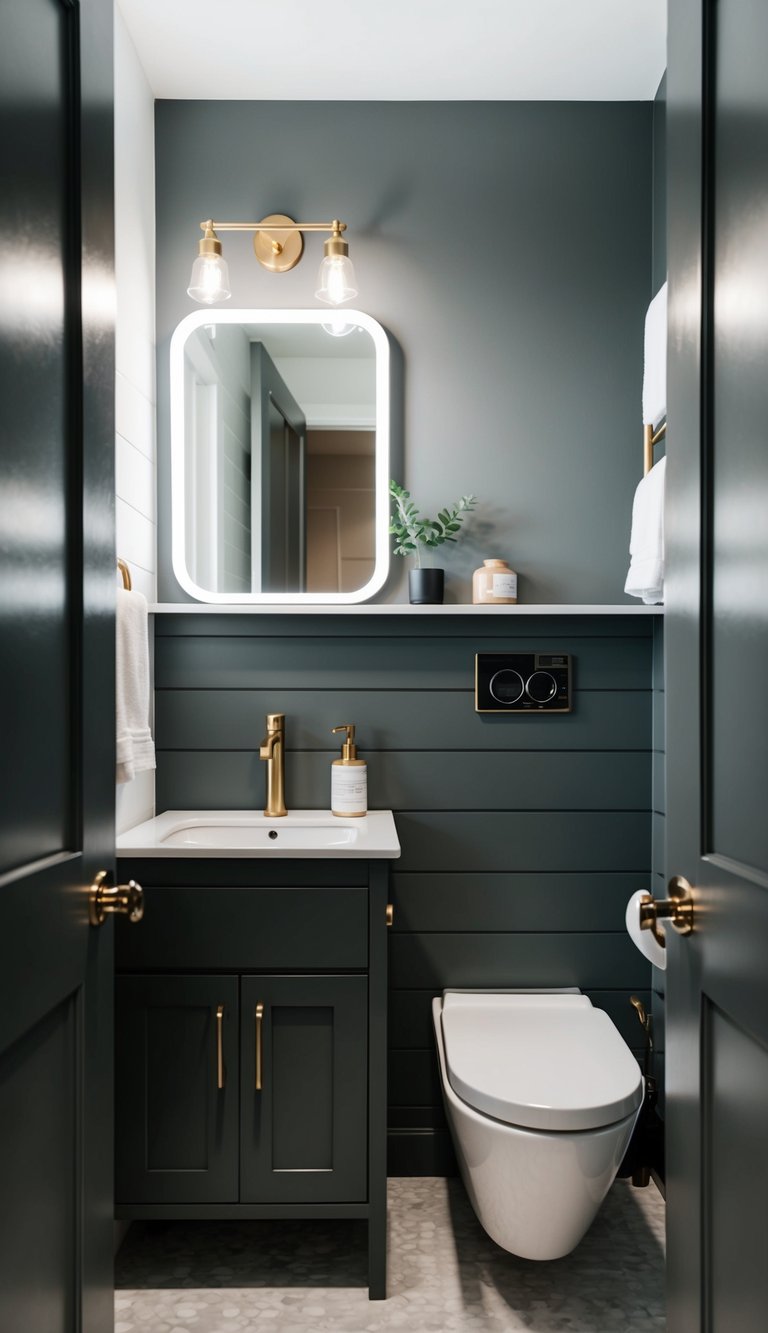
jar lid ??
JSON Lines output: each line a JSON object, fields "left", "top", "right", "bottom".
{"left": 483, "top": 558, "right": 509, "bottom": 567}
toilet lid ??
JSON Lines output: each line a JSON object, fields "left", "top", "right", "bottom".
{"left": 441, "top": 992, "right": 644, "bottom": 1132}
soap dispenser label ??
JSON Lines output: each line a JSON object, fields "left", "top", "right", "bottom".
{"left": 332, "top": 765, "right": 367, "bottom": 815}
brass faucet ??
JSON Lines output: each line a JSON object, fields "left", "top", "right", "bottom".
{"left": 259, "top": 713, "right": 287, "bottom": 817}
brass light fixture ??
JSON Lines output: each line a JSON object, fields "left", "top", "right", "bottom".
{"left": 187, "top": 214, "right": 358, "bottom": 307}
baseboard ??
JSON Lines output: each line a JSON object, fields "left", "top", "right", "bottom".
{"left": 387, "top": 1127, "right": 457, "bottom": 1176}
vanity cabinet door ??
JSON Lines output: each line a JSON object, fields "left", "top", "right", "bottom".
{"left": 240, "top": 975, "right": 368, "bottom": 1203}
{"left": 116, "top": 975, "right": 239, "bottom": 1204}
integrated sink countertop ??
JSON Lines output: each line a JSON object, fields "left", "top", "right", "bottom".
{"left": 116, "top": 809, "right": 401, "bottom": 859}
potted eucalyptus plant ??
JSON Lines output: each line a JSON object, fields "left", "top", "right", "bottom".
{"left": 389, "top": 481, "right": 478, "bottom": 604}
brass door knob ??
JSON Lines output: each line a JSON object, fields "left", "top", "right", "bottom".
{"left": 639, "top": 874, "right": 694, "bottom": 942}
{"left": 89, "top": 869, "right": 144, "bottom": 927}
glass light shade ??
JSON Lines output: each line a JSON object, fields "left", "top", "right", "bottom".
{"left": 322, "top": 314, "right": 357, "bottom": 337}
{"left": 315, "top": 253, "right": 358, "bottom": 306}
{"left": 187, "top": 252, "right": 231, "bottom": 304}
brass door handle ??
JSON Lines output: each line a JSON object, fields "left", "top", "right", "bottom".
{"left": 89, "top": 870, "right": 144, "bottom": 926}
{"left": 639, "top": 875, "right": 694, "bottom": 942}
{"left": 255, "top": 1002, "right": 264, "bottom": 1091}
{"left": 216, "top": 1004, "right": 225, "bottom": 1090}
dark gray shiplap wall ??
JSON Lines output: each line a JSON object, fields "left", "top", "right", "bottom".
{"left": 154, "top": 613, "right": 654, "bottom": 1172}
{"left": 155, "top": 101, "right": 652, "bottom": 605}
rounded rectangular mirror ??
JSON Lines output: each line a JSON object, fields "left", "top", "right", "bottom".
{"left": 170, "top": 309, "right": 390, "bottom": 603}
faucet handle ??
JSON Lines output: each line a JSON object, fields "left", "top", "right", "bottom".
{"left": 266, "top": 712, "right": 285, "bottom": 730}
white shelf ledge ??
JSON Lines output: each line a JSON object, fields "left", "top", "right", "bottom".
{"left": 148, "top": 602, "right": 663, "bottom": 616}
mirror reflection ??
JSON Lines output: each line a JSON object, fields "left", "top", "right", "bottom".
{"left": 170, "top": 310, "right": 389, "bottom": 604}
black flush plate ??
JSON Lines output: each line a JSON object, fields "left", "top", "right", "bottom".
{"left": 475, "top": 653, "right": 572, "bottom": 713}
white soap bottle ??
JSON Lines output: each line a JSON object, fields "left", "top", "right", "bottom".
{"left": 331, "top": 724, "right": 367, "bottom": 817}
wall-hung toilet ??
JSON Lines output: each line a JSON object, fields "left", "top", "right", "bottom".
{"left": 433, "top": 991, "right": 644, "bottom": 1261}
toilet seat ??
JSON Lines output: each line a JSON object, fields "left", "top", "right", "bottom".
{"left": 441, "top": 991, "right": 643, "bottom": 1132}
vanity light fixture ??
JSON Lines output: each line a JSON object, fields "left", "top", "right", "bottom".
{"left": 186, "top": 214, "right": 358, "bottom": 307}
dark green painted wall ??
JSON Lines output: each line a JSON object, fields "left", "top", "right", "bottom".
{"left": 155, "top": 101, "right": 653, "bottom": 604}
{"left": 154, "top": 612, "right": 654, "bottom": 1172}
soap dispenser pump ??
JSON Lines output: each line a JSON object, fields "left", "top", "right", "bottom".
{"left": 331, "top": 724, "right": 367, "bottom": 817}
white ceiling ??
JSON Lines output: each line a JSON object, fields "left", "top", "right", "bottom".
{"left": 118, "top": 0, "right": 666, "bottom": 102}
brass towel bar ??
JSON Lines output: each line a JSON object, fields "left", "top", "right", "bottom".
{"left": 117, "top": 557, "right": 132, "bottom": 590}
{"left": 643, "top": 420, "right": 667, "bottom": 477}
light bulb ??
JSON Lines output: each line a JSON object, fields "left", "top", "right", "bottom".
{"left": 187, "top": 224, "right": 231, "bottom": 304}
{"left": 187, "top": 252, "right": 231, "bottom": 304}
{"left": 315, "top": 253, "right": 357, "bottom": 306}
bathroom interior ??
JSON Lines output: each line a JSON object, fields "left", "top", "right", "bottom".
{"left": 2, "top": 0, "right": 767, "bottom": 1331}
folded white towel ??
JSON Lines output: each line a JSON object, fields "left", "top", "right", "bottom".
{"left": 642, "top": 281, "right": 667, "bottom": 430}
{"left": 625, "top": 456, "right": 666, "bottom": 605}
{"left": 116, "top": 587, "right": 155, "bottom": 784}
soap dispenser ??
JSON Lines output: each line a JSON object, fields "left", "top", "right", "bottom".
{"left": 331, "top": 724, "right": 367, "bottom": 817}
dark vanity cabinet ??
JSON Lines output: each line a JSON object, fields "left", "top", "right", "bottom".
{"left": 114, "top": 857, "right": 389, "bottom": 1298}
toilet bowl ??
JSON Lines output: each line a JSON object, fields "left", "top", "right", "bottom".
{"left": 433, "top": 990, "right": 643, "bottom": 1261}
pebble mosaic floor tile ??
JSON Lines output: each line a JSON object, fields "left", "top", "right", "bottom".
{"left": 115, "top": 1175, "right": 665, "bottom": 1332}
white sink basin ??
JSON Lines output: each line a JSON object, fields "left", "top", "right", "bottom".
{"left": 116, "top": 809, "right": 401, "bottom": 859}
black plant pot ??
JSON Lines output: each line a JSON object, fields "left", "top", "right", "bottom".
{"left": 409, "top": 568, "right": 444, "bottom": 605}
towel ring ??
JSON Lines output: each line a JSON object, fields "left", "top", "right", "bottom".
{"left": 117, "top": 557, "right": 132, "bottom": 591}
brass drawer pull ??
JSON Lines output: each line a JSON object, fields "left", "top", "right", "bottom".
{"left": 255, "top": 1002, "right": 264, "bottom": 1091}
{"left": 216, "top": 1004, "right": 225, "bottom": 1090}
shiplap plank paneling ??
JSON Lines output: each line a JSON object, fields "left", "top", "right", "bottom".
{"left": 156, "top": 688, "right": 651, "bottom": 753}
{"left": 394, "top": 812, "right": 649, "bottom": 873}
{"left": 389, "top": 873, "right": 648, "bottom": 933}
{"left": 155, "top": 750, "right": 650, "bottom": 814}
{"left": 153, "top": 615, "right": 655, "bottom": 1172}
{"left": 156, "top": 614, "right": 655, "bottom": 640}
{"left": 155, "top": 634, "right": 651, "bottom": 691}
{"left": 389, "top": 932, "right": 649, "bottom": 991}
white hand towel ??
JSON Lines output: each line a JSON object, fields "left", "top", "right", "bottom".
{"left": 116, "top": 587, "right": 155, "bottom": 784}
{"left": 642, "top": 281, "right": 667, "bottom": 430}
{"left": 624, "top": 456, "right": 666, "bottom": 605}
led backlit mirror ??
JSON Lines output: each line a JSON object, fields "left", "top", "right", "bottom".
{"left": 170, "top": 309, "right": 390, "bottom": 603}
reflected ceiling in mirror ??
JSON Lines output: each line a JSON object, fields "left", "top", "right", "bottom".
{"left": 170, "top": 309, "right": 390, "bottom": 604}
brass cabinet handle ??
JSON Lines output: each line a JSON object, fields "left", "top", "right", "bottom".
{"left": 89, "top": 870, "right": 144, "bottom": 927}
{"left": 216, "top": 1004, "right": 225, "bottom": 1090}
{"left": 255, "top": 1002, "right": 264, "bottom": 1091}
{"left": 386, "top": 903, "right": 394, "bottom": 927}
{"left": 639, "top": 874, "right": 695, "bottom": 941}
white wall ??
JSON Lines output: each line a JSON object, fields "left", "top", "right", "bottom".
{"left": 115, "top": 5, "right": 156, "bottom": 834}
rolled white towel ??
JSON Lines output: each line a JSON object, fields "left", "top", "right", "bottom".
{"left": 643, "top": 282, "right": 667, "bottom": 430}
{"left": 625, "top": 456, "right": 666, "bottom": 605}
{"left": 116, "top": 587, "right": 156, "bottom": 784}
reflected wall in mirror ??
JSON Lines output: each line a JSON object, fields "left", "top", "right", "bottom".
{"left": 170, "top": 309, "right": 390, "bottom": 603}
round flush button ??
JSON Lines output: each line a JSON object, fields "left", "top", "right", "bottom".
{"left": 526, "top": 670, "right": 558, "bottom": 703}
{"left": 489, "top": 668, "right": 525, "bottom": 705}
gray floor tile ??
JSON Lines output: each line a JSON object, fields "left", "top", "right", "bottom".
{"left": 116, "top": 1175, "right": 665, "bottom": 1332}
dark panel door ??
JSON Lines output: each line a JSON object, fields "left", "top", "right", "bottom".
{"left": 666, "top": 1, "right": 768, "bottom": 1329}
{"left": 0, "top": 1, "right": 115, "bottom": 1331}
{"left": 240, "top": 975, "right": 368, "bottom": 1203}
{"left": 251, "top": 342, "right": 307, "bottom": 593}
{"left": 115, "top": 975, "right": 240, "bottom": 1204}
